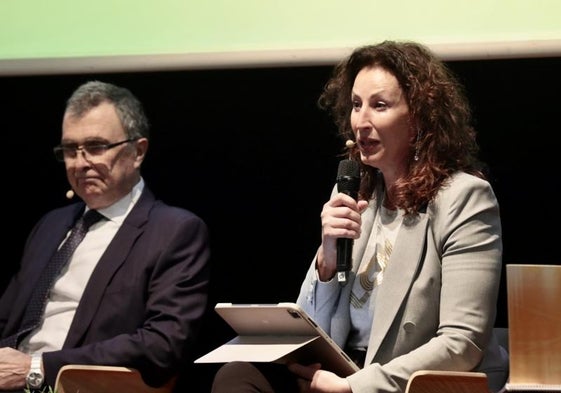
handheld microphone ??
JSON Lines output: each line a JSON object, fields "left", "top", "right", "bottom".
{"left": 66, "top": 189, "right": 75, "bottom": 199}
{"left": 336, "top": 159, "right": 360, "bottom": 286}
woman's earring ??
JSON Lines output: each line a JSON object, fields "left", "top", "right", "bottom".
{"left": 414, "top": 132, "right": 421, "bottom": 162}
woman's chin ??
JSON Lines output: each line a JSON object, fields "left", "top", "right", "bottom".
{"left": 360, "top": 151, "right": 379, "bottom": 167}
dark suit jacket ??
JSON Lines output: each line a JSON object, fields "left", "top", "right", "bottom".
{"left": 0, "top": 187, "right": 210, "bottom": 387}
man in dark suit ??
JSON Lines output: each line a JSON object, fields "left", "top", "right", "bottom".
{"left": 0, "top": 81, "right": 210, "bottom": 392}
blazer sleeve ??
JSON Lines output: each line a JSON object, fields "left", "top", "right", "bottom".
{"left": 296, "top": 184, "right": 345, "bottom": 337}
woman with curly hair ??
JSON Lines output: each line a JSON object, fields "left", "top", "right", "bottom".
{"left": 212, "top": 40, "right": 509, "bottom": 393}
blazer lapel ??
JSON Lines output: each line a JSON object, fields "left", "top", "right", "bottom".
{"left": 63, "top": 189, "right": 154, "bottom": 347}
{"left": 365, "top": 212, "right": 429, "bottom": 363}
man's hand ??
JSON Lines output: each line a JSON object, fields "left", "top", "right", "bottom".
{"left": 0, "top": 347, "right": 30, "bottom": 390}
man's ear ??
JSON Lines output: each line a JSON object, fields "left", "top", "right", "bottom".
{"left": 134, "top": 137, "right": 149, "bottom": 166}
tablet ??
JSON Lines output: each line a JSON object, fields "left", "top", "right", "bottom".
{"left": 195, "top": 302, "right": 360, "bottom": 377}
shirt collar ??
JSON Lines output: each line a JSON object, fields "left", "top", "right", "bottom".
{"left": 93, "top": 177, "right": 144, "bottom": 224}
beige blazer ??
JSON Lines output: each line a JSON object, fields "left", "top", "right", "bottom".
{"left": 296, "top": 172, "right": 508, "bottom": 393}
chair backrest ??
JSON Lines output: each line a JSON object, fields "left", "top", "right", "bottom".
{"left": 506, "top": 264, "right": 561, "bottom": 388}
{"left": 405, "top": 370, "right": 490, "bottom": 393}
{"left": 54, "top": 365, "right": 176, "bottom": 393}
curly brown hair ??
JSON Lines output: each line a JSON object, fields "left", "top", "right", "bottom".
{"left": 318, "top": 40, "right": 486, "bottom": 216}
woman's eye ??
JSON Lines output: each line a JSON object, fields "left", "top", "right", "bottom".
{"left": 374, "top": 101, "right": 387, "bottom": 110}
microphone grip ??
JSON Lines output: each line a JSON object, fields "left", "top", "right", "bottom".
{"left": 335, "top": 159, "right": 360, "bottom": 286}
{"left": 336, "top": 238, "right": 353, "bottom": 278}
{"left": 336, "top": 188, "right": 358, "bottom": 286}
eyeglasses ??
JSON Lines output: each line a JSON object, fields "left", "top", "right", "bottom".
{"left": 53, "top": 138, "right": 138, "bottom": 162}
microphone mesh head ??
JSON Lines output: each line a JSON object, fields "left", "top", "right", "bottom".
{"left": 336, "top": 159, "right": 360, "bottom": 199}
{"left": 337, "top": 159, "right": 360, "bottom": 179}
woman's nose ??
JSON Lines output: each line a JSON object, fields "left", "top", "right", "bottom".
{"left": 355, "top": 109, "right": 373, "bottom": 130}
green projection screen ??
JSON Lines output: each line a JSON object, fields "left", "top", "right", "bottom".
{"left": 1, "top": 0, "right": 560, "bottom": 75}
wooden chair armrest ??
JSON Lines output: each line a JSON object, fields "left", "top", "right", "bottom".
{"left": 54, "top": 364, "right": 176, "bottom": 393}
{"left": 405, "top": 370, "right": 490, "bottom": 393}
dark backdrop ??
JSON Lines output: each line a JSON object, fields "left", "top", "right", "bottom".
{"left": 1, "top": 56, "right": 559, "bottom": 392}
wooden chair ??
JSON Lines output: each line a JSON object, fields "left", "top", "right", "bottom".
{"left": 405, "top": 370, "right": 490, "bottom": 393}
{"left": 54, "top": 365, "right": 176, "bottom": 393}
